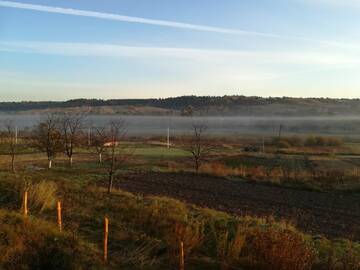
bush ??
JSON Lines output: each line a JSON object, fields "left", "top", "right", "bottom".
{"left": 273, "top": 136, "right": 303, "bottom": 148}
{"left": 242, "top": 228, "right": 315, "bottom": 270}
{"left": 277, "top": 140, "right": 291, "bottom": 148}
{"left": 305, "top": 136, "right": 343, "bottom": 147}
{"left": 273, "top": 135, "right": 343, "bottom": 148}
{"left": 305, "top": 136, "right": 317, "bottom": 146}
{"left": 326, "top": 137, "right": 343, "bottom": 147}
{"left": 315, "top": 136, "right": 327, "bottom": 146}
{"left": 315, "top": 238, "right": 360, "bottom": 270}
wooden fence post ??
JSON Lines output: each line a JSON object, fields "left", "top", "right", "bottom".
{"left": 57, "top": 201, "right": 62, "bottom": 232}
{"left": 104, "top": 217, "right": 109, "bottom": 262}
{"left": 179, "top": 240, "right": 185, "bottom": 270}
{"left": 23, "top": 191, "right": 28, "bottom": 217}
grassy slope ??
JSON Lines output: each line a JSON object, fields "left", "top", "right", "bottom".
{"left": 0, "top": 162, "right": 359, "bottom": 269}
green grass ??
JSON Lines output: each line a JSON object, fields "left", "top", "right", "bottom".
{"left": 133, "top": 145, "right": 189, "bottom": 158}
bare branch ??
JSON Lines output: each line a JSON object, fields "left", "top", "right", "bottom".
{"left": 183, "top": 122, "right": 211, "bottom": 173}
{"left": 58, "top": 112, "right": 87, "bottom": 167}
{"left": 30, "top": 113, "right": 63, "bottom": 169}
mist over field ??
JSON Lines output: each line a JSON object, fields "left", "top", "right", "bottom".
{"left": 0, "top": 113, "right": 359, "bottom": 135}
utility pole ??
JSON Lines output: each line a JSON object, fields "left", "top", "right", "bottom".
{"left": 167, "top": 116, "right": 172, "bottom": 149}
{"left": 262, "top": 136, "right": 265, "bottom": 153}
{"left": 15, "top": 126, "right": 18, "bottom": 144}
{"left": 88, "top": 127, "right": 91, "bottom": 146}
{"left": 167, "top": 126, "right": 170, "bottom": 149}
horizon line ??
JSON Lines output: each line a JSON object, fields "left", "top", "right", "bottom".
{"left": 2, "top": 95, "right": 360, "bottom": 103}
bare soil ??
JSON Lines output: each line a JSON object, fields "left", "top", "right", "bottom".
{"left": 118, "top": 172, "right": 360, "bottom": 240}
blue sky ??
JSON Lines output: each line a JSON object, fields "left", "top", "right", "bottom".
{"left": 1, "top": 0, "right": 360, "bottom": 101}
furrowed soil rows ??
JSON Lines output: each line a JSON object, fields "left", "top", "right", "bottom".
{"left": 118, "top": 172, "right": 360, "bottom": 240}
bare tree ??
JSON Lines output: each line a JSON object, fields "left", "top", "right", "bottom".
{"left": 184, "top": 123, "right": 211, "bottom": 173}
{"left": 103, "top": 120, "right": 133, "bottom": 193}
{"left": 91, "top": 125, "right": 107, "bottom": 163}
{"left": 58, "top": 113, "right": 86, "bottom": 167}
{"left": 31, "top": 113, "right": 63, "bottom": 169}
{"left": 1, "top": 120, "right": 17, "bottom": 173}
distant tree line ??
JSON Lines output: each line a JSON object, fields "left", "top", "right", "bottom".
{"left": 2, "top": 95, "right": 360, "bottom": 114}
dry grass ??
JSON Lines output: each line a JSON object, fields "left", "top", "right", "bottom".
{"left": 168, "top": 220, "right": 204, "bottom": 261}
{"left": 26, "top": 180, "right": 57, "bottom": 213}
{"left": 242, "top": 227, "right": 316, "bottom": 270}
{"left": 0, "top": 143, "right": 359, "bottom": 269}
{"left": 113, "top": 237, "right": 163, "bottom": 268}
{"left": 200, "top": 161, "right": 360, "bottom": 189}
{"left": 215, "top": 225, "right": 246, "bottom": 270}
{"left": 0, "top": 209, "right": 99, "bottom": 270}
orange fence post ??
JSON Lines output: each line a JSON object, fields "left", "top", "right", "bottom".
{"left": 57, "top": 201, "right": 62, "bottom": 232}
{"left": 23, "top": 191, "right": 28, "bottom": 217}
{"left": 179, "top": 240, "right": 185, "bottom": 270}
{"left": 104, "top": 217, "right": 109, "bottom": 262}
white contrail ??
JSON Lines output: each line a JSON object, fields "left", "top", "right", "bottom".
{"left": 0, "top": 1, "right": 358, "bottom": 49}
{"left": 0, "top": 0, "right": 294, "bottom": 39}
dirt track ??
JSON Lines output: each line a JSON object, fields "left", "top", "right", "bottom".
{"left": 118, "top": 172, "right": 360, "bottom": 240}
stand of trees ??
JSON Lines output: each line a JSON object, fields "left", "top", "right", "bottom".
{"left": 0, "top": 114, "right": 213, "bottom": 192}
{"left": 29, "top": 114, "right": 133, "bottom": 193}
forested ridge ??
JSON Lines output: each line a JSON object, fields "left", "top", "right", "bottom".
{"left": 2, "top": 95, "right": 360, "bottom": 116}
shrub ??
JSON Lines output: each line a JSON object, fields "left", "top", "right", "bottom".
{"left": 165, "top": 220, "right": 204, "bottom": 265}
{"left": 305, "top": 136, "right": 343, "bottom": 147}
{"left": 242, "top": 228, "right": 315, "bottom": 270}
{"left": 315, "top": 136, "right": 326, "bottom": 146}
{"left": 288, "top": 136, "right": 303, "bottom": 147}
{"left": 200, "top": 162, "right": 233, "bottom": 177}
{"left": 315, "top": 238, "right": 360, "bottom": 270}
{"left": 272, "top": 136, "right": 303, "bottom": 148}
{"left": 305, "top": 136, "right": 317, "bottom": 147}
{"left": 326, "top": 137, "right": 343, "bottom": 147}
{"left": 277, "top": 140, "right": 291, "bottom": 148}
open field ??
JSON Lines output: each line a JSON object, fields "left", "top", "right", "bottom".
{"left": 118, "top": 171, "right": 360, "bottom": 240}
{"left": 1, "top": 129, "right": 360, "bottom": 269}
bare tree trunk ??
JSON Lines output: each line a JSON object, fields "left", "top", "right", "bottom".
{"left": 195, "top": 159, "right": 200, "bottom": 173}
{"left": 99, "top": 153, "right": 102, "bottom": 163}
{"left": 48, "top": 159, "right": 52, "bottom": 169}
{"left": 69, "top": 156, "right": 73, "bottom": 167}
{"left": 108, "top": 173, "right": 114, "bottom": 193}
{"left": 11, "top": 154, "right": 15, "bottom": 173}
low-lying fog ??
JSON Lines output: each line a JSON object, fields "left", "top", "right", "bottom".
{"left": 0, "top": 114, "right": 359, "bottom": 136}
